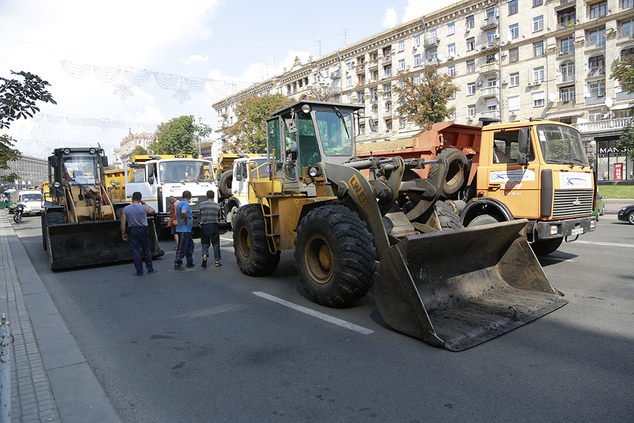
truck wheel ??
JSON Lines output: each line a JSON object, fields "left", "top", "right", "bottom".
{"left": 233, "top": 204, "right": 280, "bottom": 276}
{"left": 467, "top": 213, "right": 501, "bottom": 227}
{"left": 435, "top": 201, "right": 462, "bottom": 229}
{"left": 295, "top": 205, "right": 377, "bottom": 308}
{"left": 428, "top": 148, "right": 468, "bottom": 200}
{"left": 219, "top": 170, "right": 233, "bottom": 198}
{"left": 531, "top": 238, "right": 563, "bottom": 256}
{"left": 226, "top": 205, "right": 238, "bottom": 226}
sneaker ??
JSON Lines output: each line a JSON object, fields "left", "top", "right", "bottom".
{"left": 174, "top": 266, "right": 185, "bottom": 271}
{"left": 186, "top": 264, "right": 195, "bottom": 268}
{"left": 201, "top": 258, "right": 207, "bottom": 268}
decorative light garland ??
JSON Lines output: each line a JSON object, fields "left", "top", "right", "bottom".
{"left": 61, "top": 60, "right": 254, "bottom": 103}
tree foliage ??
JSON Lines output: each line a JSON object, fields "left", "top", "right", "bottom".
{"left": 1, "top": 71, "right": 56, "bottom": 182}
{"left": 612, "top": 55, "right": 634, "bottom": 161}
{"left": 222, "top": 93, "right": 293, "bottom": 153}
{"left": 151, "top": 115, "right": 210, "bottom": 156}
{"left": 393, "top": 66, "right": 457, "bottom": 128}
{"left": 132, "top": 145, "right": 148, "bottom": 156}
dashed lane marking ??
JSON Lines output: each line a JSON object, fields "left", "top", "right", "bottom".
{"left": 574, "top": 240, "right": 634, "bottom": 249}
{"left": 173, "top": 304, "right": 247, "bottom": 319}
{"left": 252, "top": 291, "right": 374, "bottom": 335}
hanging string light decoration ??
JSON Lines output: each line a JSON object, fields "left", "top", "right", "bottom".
{"left": 61, "top": 60, "right": 253, "bottom": 103}
{"left": 33, "top": 112, "right": 158, "bottom": 132}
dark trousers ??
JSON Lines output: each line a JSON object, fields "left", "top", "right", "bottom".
{"left": 175, "top": 231, "right": 194, "bottom": 268}
{"left": 129, "top": 226, "right": 153, "bottom": 275}
{"left": 201, "top": 223, "right": 221, "bottom": 261}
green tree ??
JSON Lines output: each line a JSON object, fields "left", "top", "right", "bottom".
{"left": 152, "top": 115, "right": 199, "bottom": 156}
{"left": 1, "top": 71, "right": 56, "bottom": 182}
{"left": 393, "top": 66, "right": 457, "bottom": 128}
{"left": 222, "top": 93, "right": 292, "bottom": 153}
{"left": 132, "top": 145, "right": 148, "bottom": 156}
{"left": 612, "top": 54, "right": 634, "bottom": 161}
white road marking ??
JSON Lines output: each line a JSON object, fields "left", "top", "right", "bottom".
{"left": 574, "top": 240, "right": 634, "bottom": 249}
{"left": 540, "top": 257, "right": 575, "bottom": 263}
{"left": 252, "top": 291, "right": 374, "bottom": 335}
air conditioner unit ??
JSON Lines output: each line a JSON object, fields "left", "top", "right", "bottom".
{"left": 509, "top": 110, "right": 517, "bottom": 116}
{"left": 527, "top": 82, "right": 533, "bottom": 87}
{"left": 502, "top": 79, "right": 508, "bottom": 85}
{"left": 476, "top": 80, "right": 482, "bottom": 86}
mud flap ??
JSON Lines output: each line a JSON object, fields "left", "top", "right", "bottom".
{"left": 46, "top": 218, "right": 164, "bottom": 270}
{"left": 373, "top": 219, "right": 567, "bottom": 351}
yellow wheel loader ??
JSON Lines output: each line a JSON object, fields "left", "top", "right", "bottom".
{"left": 41, "top": 147, "right": 164, "bottom": 270}
{"left": 232, "top": 101, "right": 567, "bottom": 351}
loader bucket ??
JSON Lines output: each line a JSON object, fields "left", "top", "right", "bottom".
{"left": 373, "top": 219, "right": 567, "bottom": 351}
{"left": 46, "top": 218, "right": 164, "bottom": 270}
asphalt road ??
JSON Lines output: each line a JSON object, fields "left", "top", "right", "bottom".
{"left": 12, "top": 216, "right": 634, "bottom": 423}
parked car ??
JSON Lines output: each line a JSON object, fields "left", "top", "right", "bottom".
{"left": 617, "top": 204, "right": 634, "bottom": 225}
{"left": 592, "top": 196, "right": 605, "bottom": 217}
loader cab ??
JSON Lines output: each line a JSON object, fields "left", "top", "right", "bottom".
{"left": 266, "top": 101, "right": 364, "bottom": 188}
{"left": 48, "top": 148, "right": 107, "bottom": 199}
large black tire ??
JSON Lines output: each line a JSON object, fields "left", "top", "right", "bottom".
{"left": 628, "top": 211, "right": 634, "bottom": 225}
{"left": 531, "top": 238, "right": 563, "bottom": 256}
{"left": 233, "top": 204, "right": 280, "bottom": 276}
{"left": 295, "top": 205, "right": 377, "bottom": 308}
{"left": 218, "top": 170, "right": 233, "bottom": 198}
{"left": 435, "top": 201, "right": 462, "bottom": 229}
{"left": 467, "top": 213, "right": 501, "bottom": 227}
{"left": 428, "top": 148, "right": 468, "bottom": 200}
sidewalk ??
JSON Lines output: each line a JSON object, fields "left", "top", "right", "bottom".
{"left": 0, "top": 213, "right": 120, "bottom": 423}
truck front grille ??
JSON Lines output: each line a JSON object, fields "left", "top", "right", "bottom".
{"left": 552, "top": 189, "right": 593, "bottom": 218}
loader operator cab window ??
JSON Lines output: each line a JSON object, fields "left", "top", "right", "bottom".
{"left": 62, "top": 154, "right": 97, "bottom": 185}
{"left": 297, "top": 111, "right": 321, "bottom": 173}
{"left": 315, "top": 110, "right": 353, "bottom": 157}
{"left": 267, "top": 118, "right": 283, "bottom": 173}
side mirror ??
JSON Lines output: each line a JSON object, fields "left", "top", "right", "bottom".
{"left": 148, "top": 176, "right": 154, "bottom": 185}
{"left": 517, "top": 127, "right": 531, "bottom": 166}
{"left": 102, "top": 156, "right": 109, "bottom": 167}
{"left": 368, "top": 117, "right": 377, "bottom": 133}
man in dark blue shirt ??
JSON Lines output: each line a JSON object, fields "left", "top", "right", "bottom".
{"left": 174, "top": 190, "right": 194, "bottom": 270}
{"left": 121, "top": 191, "right": 156, "bottom": 276}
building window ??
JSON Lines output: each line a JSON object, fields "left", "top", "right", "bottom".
{"left": 533, "top": 15, "right": 544, "bottom": 32}
{"left": 414, "top": 35, "right": 421, "bottom": 47}
{"left": 487, "top": 31, "right": 497, "bottom": 43}
{"left": 622, "top": 47, "right": 634, "bottom": 58}
{"left": 448, "top": 22, "right": 455, "bottom": 35}
{"left": 448, "top": 65, "right": 456, "bottom": 76}
{"left": 467, "top": 82, "right": 476, "bottom": 95}
{"left": 533, "top": 67, "right": 545, "bottom": 83}
{"left": 386, "top": 119, "right": 393, "bottom": 132}
{"left": 346, "top": 76, "right": 352, "bottom": 87}
{"left": 370, "top": 87, "right": 378, "bottom": 101}
{"left": 560, "top": 62, "right": 575, "bottom": 82}
{"left": 533, "top": 0, "right": 543, "bottom": 6}
{"left": 428, "top": 48, "right": 438, "bottom": 60}
{"left": 590, "top": 1, "right": 608, "bottom": 19}
{"left": 398, "top": 59, "right": 405, "bottom": 71}
{"left": 466, "top": 15, "right": 474, "bottom": 30}
{"left": 533, "top": 41, "right": 544, "bottom": 56}
{"left": 448, "top": 43, "right": 456, "bottom": 58}
{"left": 509, "top": 0, "right": 518, "bottom": 15}
{"left": 589, "top": 80, "right": 606, "bottom": 97}
{"left": 414, "top": 54, "right": 421, "bottom": 67}
{"left": 588, "top": 55, "right": 606, "bottom": 76}
{"left": 509, "top": 95, "right": 520, "bottom": 111}
{"left": 624, "top": 0, "right": 634, "bottom": 9}
{"left": 589, "top": 28, "right": 606, "bottom": 47}
{"left": 358, "top": 74, "right": 366, "bottom": 85}
{"left": 622, "top": 19, "right": 634, "bottom": 38}
{"left": 560, "top": 86, "right": 576, "bottom": 102}
{"left": 509, "top": 23, "right": 519, "bottom": 40}
{"left": 509, "top": 47, "right": 519, "bottom": 62}
{"left": 466, "top": 59, "right": 475, "bottom": 73}
{"left": 384, "top": 84, "right": 391, "bottom": 98}
{"left": 559, "top": 10, "right": 576, "bottom": 29}
{"left": 467, "top": 105, "right": 476, "bottom": 118}
{"left": 414, "top": 74, "right": 421, "bottom": 85}
{"left": 398, "top": 40, "right": 405, "bottom": 52}
{"left": 533, "top": 91, "right": 545, "bottom": 107}
{"left": 428, "top": 28, "right": 438, "bottom": 44}
{"left": 560, "top": 36, "right": 575, "bottom": 55}
{"left": 509, "top": 72, "right": 520, "bottom": 87}
{"left": 467, "top": 37, "right": 475, "bottom": 51}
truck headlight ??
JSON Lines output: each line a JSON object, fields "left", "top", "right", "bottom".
{"left": 549, "top": 226, "right": 559, "bottom": 235}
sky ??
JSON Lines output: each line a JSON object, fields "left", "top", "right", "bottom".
{"left": 0, "top": 0, "right": 457, "bottom": 161}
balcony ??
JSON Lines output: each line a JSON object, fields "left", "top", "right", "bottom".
{"left": 356, "top": 64, "right": 365, "bottom": 74}
{"left": 480, "top": 110, "right": 501, "bottom": 119}
{"left": 481, "top": 40, "right": 500, "bottom": 52}
{"left": 425, "top": 36, "right": 440, "bottom": 48}
{"left": 479, "top": 62, "right": 499, "bottom": 75}
{"left": 586, "top": 37, "right": 606, "bottom": 50}
{"left": 573, "top": 117, "right": 630, "bottom": 132}
{"left": 555, "top": 0, "right": 575, "bottom": 11}
{"left": 427, "top": 57, "right": 440, "bottom": 67}
{"left": 481, "top": 17, "right": 499, "bottom": 30}
{"left": 368, "top": 60, "right": 379, "bottom": 69}
{"left": 330, "top": 70, "right": 341, "bottom": 79}
{"left": 480, "top": 86, "right": 500, "bottom": 98}
{"left": 558, "top": 48, "right": 575, "bottom": 58}
{"left": 587, "top": 67, "right": 606, "bottom": 77}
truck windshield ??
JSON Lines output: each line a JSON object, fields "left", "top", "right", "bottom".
{"left": 537, "top": 124, "right": 589, "bottom": 166}
{"left": 62, "top": 154, "right": 98, "bottom": 185}
{"left": 315, "top": 110, "right": 353, "bottom": 156}
{"left": 159, "top": 160, "right": 213, "bottom": 183}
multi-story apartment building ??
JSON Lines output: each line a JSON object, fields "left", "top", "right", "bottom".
{"left": 0, "top": 154, "right": 48, "bottom": 189}
{"left": 213, "top": 0, "right": 634, "bottom": 182}
{"left": 117, "top": 130, "right": 156, "bottom": 166}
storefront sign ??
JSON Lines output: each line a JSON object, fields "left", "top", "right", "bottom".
{"left": 614, "top": 163, "right": 623, "bottom": 180}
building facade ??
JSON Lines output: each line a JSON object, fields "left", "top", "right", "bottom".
{"left": 0, "top": 154, "right": 48, "bottom": 190}
{"left": 213, "top": 0, "right": 634, "bottom": 182}
{"left": 115, "top": 130, "right": 156, "bottom": 167}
